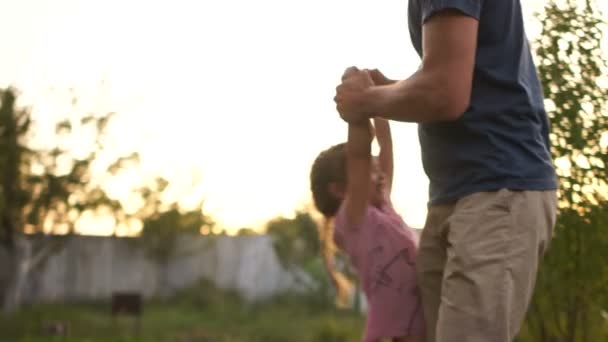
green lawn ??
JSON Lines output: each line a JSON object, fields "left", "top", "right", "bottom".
{"left": 0, "top": 282, "right": 365, "bottom": 342}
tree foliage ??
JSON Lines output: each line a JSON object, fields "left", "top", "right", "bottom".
{"left": 520, "top": 1, "right": 608, "bottom": 340}
{"left": 0, "top": 87, "right": 151, "bottom": 313}
{"left": 0, "top": 88, "right": 131, "bottom": 243}
{"left": 266, "top": 210, "right": 320, "bottom": 268}
{"left": 138, "top": 201, "right": 214, "bottom": 262}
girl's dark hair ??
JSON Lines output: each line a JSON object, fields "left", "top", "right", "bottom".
{"left": 309, "top": 143, "right": 352, "bottom": 306}
{"left": 309, "top": 143, "right": 347, "bottom": 218}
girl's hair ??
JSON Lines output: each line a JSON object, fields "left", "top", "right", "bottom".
{"left": 310, "top": 143, "right": 347, "bottom": 217}
{"left": 310, "top": 143, "right": 352, "bottom": 306}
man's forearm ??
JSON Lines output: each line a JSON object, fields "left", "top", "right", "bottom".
{"left": 364, "top": 69, "right": 467, "bottom": 123}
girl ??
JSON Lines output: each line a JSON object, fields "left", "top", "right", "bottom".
{"left": 310, "top": 73, "right": 425, "bottom": 342}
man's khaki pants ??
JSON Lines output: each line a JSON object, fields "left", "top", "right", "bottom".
{"left": 416, "top": 189, "right": 557, "bottom": 342}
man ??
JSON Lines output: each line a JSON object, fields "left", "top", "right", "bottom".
{"left": 334, "top": 1, "right": 558, "bottom": 341}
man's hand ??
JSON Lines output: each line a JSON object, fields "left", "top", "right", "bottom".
{"left": 334, "top": 67, "right": 375, "bottom": 123}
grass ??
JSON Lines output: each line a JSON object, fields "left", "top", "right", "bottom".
{"left": 0, "top": 281, "right": 365, "bottom": 342}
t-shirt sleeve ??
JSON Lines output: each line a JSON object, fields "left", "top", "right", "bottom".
{"left": 421, "top": 0, "right": 483, "bottom": 23}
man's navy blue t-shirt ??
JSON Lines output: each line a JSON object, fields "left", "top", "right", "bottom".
{"left": 408, "top": 0, "right": 558, "bottom": 205}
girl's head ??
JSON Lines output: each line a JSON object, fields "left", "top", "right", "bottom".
{"left": 309, "top": 143, "right": 350, "bottom": 306}
{"left": 310, "top": 143, "right": 386, "bottom": 218}
{"left": 310, "top": 143, "right": 347, "bottom": 218}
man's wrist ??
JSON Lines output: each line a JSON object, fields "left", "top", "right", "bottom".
{"left": 362, "top": 84, "right": 392, "bottom": 120}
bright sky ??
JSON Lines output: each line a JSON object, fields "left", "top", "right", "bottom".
{"left": 0, "top": 0, "right": 603, "bottom": 235}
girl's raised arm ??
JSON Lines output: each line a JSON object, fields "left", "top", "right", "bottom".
{"left": 344, "top": 120, "right": 373, "bottom": 226}
{"left": 373, "top": 118, "right": 393, "bottom": 196}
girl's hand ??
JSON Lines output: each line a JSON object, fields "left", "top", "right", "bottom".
{"left": 367, "top": 68, "right": 397, "bottom": 86}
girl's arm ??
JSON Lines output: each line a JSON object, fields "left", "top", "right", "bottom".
{"left": 373, "top": 118, "right": 393, "bottom": 196}
{"left": 344, "top": 120, "right": 373, "bottom": 226}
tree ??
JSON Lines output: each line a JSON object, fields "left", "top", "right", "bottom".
{"left": 520, "top": 1, "right": 608, "bottom": 340}
{"left": 237, "top": 227, "right": 258, "bottom": 236}
{"left": 266, "top": 210, "right": 354, "bottom": 307}
{"left": 266, "top": 210, "right": 320, "bottom": 269}
{"left": 136, "top": 198, "right": 214, "bottom": 297}
{"left": 131, "top": 175, "right": 215, "bottom": 259}
{"left": 0, "top": 88, "right": 137, "bottom": 313}
{"left": 138, "top": 201, "right": 214, "bottom": 263}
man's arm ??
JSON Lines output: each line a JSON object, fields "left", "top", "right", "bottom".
{"left": 337, "top": 10, "right": 478, "bottom": 123}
